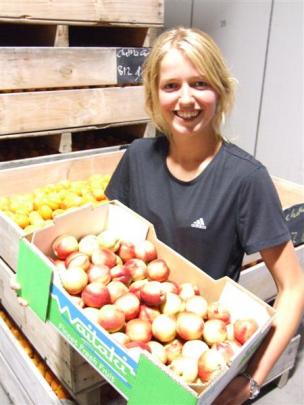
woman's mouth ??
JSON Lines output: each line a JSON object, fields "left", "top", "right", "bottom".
{"left": 174, "top": 110, "right": 201, "bottom": 120}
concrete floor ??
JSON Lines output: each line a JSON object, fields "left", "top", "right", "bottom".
{"left": 1, "top": 323, "right": 303, "bottom": 405}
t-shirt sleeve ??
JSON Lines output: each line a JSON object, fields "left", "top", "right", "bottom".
{"left": 237, "top": 166, "right": 291, "bottom": 254}
{"left": 105, "top": 148, "right": 130, "bottom": 206}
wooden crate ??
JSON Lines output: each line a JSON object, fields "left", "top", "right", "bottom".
{"left": 239, "top": 244, "right": 304, "bottom": 302}
{"left": 0, "top": 0, "right": 164, "bottom": 27}
{"left": 0, "top": 148, "right": 124, "bottom": 270}
{"left": 0, "top": 314, "right": 74, "bottom": 405}
{"left": 240, "top": 176, "right": 304, "bottom": 301}
{"left": 0, "top": 43, "right": 150, "bottom": 137}
{"left": 272, "top": 176, "right": 304, "bottom": 209}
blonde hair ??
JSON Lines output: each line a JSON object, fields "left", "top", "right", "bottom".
{"left": 143, "top": 26, "right": 236, "bottom": 138}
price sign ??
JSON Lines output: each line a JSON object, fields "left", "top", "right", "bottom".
{"left": 284, "top": 203, "right": 304, "bottom": 247}
{"left": 116, "top": 48, "right": 150, "bottom": 85}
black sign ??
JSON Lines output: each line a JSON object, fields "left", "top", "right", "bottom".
{"left": 116, "top": 47, "right": 150, "bottom": 85}
{"left": 284, "top": 203, "right": 304, "bottom": 247}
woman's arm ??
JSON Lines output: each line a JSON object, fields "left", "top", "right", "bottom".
{"left": 214, "top": 240, "right": 304, "bottom": 404}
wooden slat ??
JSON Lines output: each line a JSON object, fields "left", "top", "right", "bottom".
{"left": 0, "top": 258, "right": 105, "bottom": 394}
{"left": 0, "top": 0, "right": 164, "bottom": 26}
{"left": 0, "top": 351, "right": 34, "bottom": 405}
{"left": 0, "top": 86, "right": 147, "bottom": 135}
{"left": 0, "top": 149, "right": 123, "bottom": 195}
{"left": 0, "top": 48, "right": 118, "bottom": 90}
{"left": 0, "top": 316, "right": 67, "bottom": 405}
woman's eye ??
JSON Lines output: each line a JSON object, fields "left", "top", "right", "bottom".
{"left": 163, "top": 83, "right": 178, "bottom": 91}
{"left": 194, "top": 81, "right": 209, "bottom": 88}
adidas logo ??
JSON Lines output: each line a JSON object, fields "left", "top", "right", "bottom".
{"left": 191, "top": 218, "right": 207, "bottom": 230}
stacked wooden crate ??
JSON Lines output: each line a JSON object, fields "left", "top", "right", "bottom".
{"left": 0, "top": 0, "right": 163, "bottom": 161}
{"left": 0, "top": 1, "right": 163, "bottom": 403}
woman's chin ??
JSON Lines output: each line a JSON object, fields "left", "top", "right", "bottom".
{"left": 171, "top": 122, "right": 208, "bottom": 138}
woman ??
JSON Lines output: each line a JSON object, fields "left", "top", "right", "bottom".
{"left": 105, "top": 27, "right": 304, "bottom": 404}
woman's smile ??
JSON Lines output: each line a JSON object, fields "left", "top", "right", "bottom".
{"left": 174, "top": 110, "right": 202, "bottom": 121}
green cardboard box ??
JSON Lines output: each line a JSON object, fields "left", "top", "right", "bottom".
{"left": 17, "top": 201, "right": 274, "bottom": 405}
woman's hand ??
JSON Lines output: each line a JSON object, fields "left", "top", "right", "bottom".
{"left": 10, "top": 275, "right": 28, "bottom": 306}
{"left": 212, "top": 375, "right": 250, "bottom": 405}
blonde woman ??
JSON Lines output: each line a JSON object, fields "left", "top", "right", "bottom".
{"left": 106, "top": 27, "right": 304, "bottom": 403}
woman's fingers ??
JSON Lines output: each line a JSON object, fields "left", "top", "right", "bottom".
{"left": 10, "top": 276, "right": 28, "bottom": 306}
{"left": 17, "top": 296, "right": 28, "bottom": 307}
{"left": 10, "top": 276, "right": 21, "bottom": 291}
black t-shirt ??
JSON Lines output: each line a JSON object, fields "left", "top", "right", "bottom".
{"left": 105, "top": 136, "right": 290, "bottom": 281}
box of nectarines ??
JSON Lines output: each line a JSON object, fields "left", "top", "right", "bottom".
{"left": 16, "top": 201, "right": 275, "bottom": 405}
{"left": 0, "top": 148, "right": 124, "bottom": 270}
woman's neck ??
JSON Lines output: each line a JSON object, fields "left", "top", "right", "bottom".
{"left": 166, "top": 134, "right": 222, "bottom": 181}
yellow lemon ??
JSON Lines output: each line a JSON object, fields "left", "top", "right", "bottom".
{"left": 52, "top": 209, "right": 65, "bottom": 218}
{"left": 92, "top": 188, "right": 106, "bottom": 201}
{"left": 29, "top": 211, "right": 45, "bottom": 226}
{"left": 82, "top": 194, "right": 96, "bottom": 205}
{"left": 61, "top": 193, "right": 83, "bottom": 209}
{"left": 45, "top": 193, "right": 61, "bottom": 210}
{"left": 33, "top": 195, "right": 48, "bottom": 211}
{"left": 14, "top": 213, "right": 30, "bottom": 229}
{"left": 38, "top": 204, "right": 53, "bottom": 220}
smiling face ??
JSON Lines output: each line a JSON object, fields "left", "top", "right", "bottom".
{"left": 158, "top": 48, "right": 218, "bottom": 139}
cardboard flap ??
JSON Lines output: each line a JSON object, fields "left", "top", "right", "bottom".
{"left": 32, "top": 201, "right": 150, "bottom": 256}
{"left": 219, "top": 279, "right": 273, "bottom": 324}
{"left": 128, "top": 354, "right": 197, "bottom": 405}
{"left": 107, "top": 201, "right": 149, "bottom": 243}
{"left": 17, "top": 238, "right": 53, "bottom": 321}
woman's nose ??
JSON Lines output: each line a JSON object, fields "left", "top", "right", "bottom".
{"left": 179, "top": 84, "right": 194, "bottom": 104}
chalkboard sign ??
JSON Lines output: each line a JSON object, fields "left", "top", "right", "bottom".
{"left": 116, "top": 48, "right": 150, "bottom": 85}
{"left": 284, "top": 203, "right": 304, "bottom": 247}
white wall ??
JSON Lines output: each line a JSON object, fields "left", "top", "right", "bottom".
{"left": 164, "top": 0, "right": 304, "bottom": 184}
{"left": 256, "top": 0, "right": 304, "bottom": 184}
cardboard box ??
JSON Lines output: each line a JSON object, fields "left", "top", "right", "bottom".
{"left": 16, "top": 201, "right": 274, "bottom": 405}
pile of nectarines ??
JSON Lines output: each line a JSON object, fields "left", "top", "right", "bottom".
{"left": 50, "top": 231, "right": 259, "bottom": 387}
